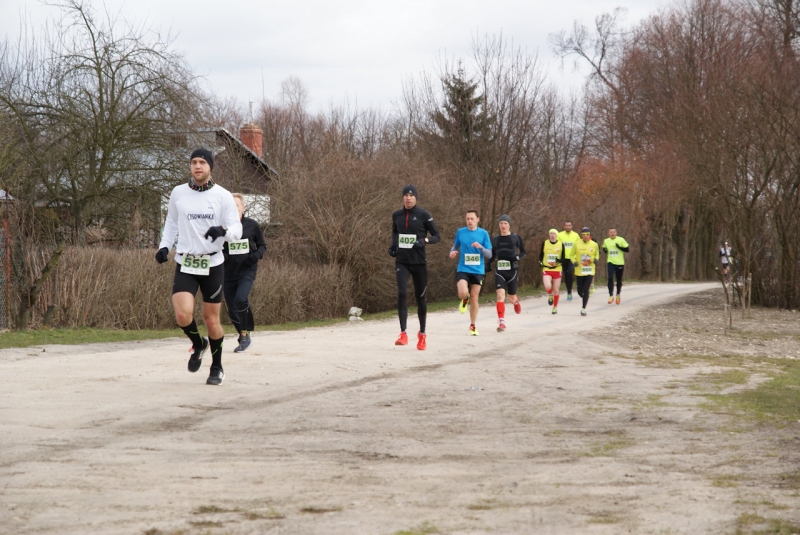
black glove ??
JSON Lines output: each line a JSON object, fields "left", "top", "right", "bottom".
{"left": 388, "top": 246, "right": 398, "bottom": 258}
{"left": 204, "top": 226, "right": 227, "bottom": 242}
{"left": 248, "top": 250, "right": 261, "bottom": 264}
{"left": 155, "top": 247, "right": 169, "bottom": 264}
{"left": 413, "top": 240, "right": 425, "bottom": 249}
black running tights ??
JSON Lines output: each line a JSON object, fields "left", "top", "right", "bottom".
{"left": 396, "top": 263, "right": 428, "bottom": 333}
{"left": 576, "top": 275, "right": 593, "bottom": 308}
{"left": 607, "top": 263, "right": 624, "bottom": 295}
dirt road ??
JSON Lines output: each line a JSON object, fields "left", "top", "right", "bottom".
{"left": 1, "top": 282, "right": 796, "bottom": 534}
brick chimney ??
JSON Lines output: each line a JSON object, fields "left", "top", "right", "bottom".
{"left": 239, "top": 122, "right": 263, "bottom": 158}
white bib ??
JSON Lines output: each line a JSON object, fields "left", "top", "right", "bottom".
{"left": 464, "top": 253, "right": 481, "bottom": 266}
{"left": 547, "top": 253, "right": 558, "bottom": 264}
{"left": 610, "top": 249, "right": 619, "bottom": 256}
{"left": 398, "top": 234, "right": 417, "bottom": 249}
{"left": 180, "top": 254, "right": 211, "bottom": 276}
{"left": 228, "top": 239, "right": 250, "bottom": 255}
{"left": 497, "top": 260, "right": 511, "bottom": 271}
{"left": 581, "top": 265, "right": 593, "bottom": 275}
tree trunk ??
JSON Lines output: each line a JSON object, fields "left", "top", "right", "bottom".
{"left": 15, "top": 240, "right": 65, "bottom": 330}
{"left": 676, "top": 205, "right": 691, "bottom": 280}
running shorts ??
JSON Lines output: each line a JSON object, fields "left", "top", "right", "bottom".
{"left": 456, "top": 272, "right": 484, "bottom": 286}
{"left": 494, "top": 269, "right": 519, "bottom": 294}
{"left": 543, "top": 270, "right": 562, "bottom": 280}
{"left": 172, "top": 263, "right": 225, "bottom": 303}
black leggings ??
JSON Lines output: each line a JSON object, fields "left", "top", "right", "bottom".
{"left": 607, "top": 264, "right": 624, "bottom": 295}
{"left": 563, "top": 260, "right": 574, "bottom": 294}
{"left": 223, "top": 276, "right": 255, "bottom": 333}
{"left": 396, "top": 263, "right": 428, "bottom": 333}
{"left": 576, "top": 275, "right": 593, "bottom": 308}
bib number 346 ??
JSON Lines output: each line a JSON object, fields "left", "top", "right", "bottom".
{"left": 180, "top": 254, "right": 211, "bottom": 276}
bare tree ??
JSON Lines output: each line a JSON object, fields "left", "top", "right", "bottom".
{"left": 0, "top": 0, "right": 201, "bottom": 328}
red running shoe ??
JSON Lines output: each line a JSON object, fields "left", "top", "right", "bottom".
{"left": 395, "top": 332, "right": 408, "bottom": 346}
{"left": 497, "top": 322, "right": 506, "bottom": 332}
{"left": 514, "top": 301, "right": 521, "bottom": 314}
{"left": 417, "top": 332, "right": 427, "bottom": 350}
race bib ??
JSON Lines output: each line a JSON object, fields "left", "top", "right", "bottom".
{"left": 180, "top": 254, "right": 211, "bottom": 276}
{"left": 464, "top": 253, "right": 481, "bottom": 266}
{"left": 398, "top": 234, "right": 417, "bottom": 249}
{"left": 228, "top": 239, "right": 250, "bottom": 255}
{"left": 564, "top": 242, "right": 573, "bottom": 249}
{"left": 547, "top": 253, "right": 558, "bottom": 264}
{"left": 497, "top": 260, "right": 511, "bottom": 271}
{"left": 581, "top": 265, "right": 593, "bottom": 275}
{"left": 610, "top": 250, "right": 619, "bottom": 256}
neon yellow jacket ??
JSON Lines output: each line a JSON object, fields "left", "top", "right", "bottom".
{"left": 571, "top": 239, "right": 600, "bottom": 276}
{"left": 557, "top": 230, "right": 581, "bottom": 260}
{"left": 602, "top": 237, "right": 630, "bottom": 266}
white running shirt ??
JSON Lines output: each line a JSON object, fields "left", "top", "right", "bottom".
{"left": 159, "top": 182, "right": 243, "bottom": 268}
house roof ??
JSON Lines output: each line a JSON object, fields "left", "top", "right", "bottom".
{"left": 196, "top": 127, "right": 279, "bottom": 178}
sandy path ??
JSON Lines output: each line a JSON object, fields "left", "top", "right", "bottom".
{"left": 3, "top": 281, "right": 783, "bottom": 534}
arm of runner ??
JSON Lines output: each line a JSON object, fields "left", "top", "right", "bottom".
{"left": 517, "top": 235, "right": 527, "bottom": 260}
{"left": 252, "top": 222, "right": 267, "bottom": 259}
{"left": 449, "top": 241, "right": 459, "bottom": 259}
{"left": 539, "top": 241, "right": 546, "bottom": 266}
{"left": 424, "top": 212, "right": 441, "bottom": 244}
{"left": 481, "top": 232, "right": 492, "bottom": 260}
{"left": 616, "top": 237, "right": 630, "bottom": 252}
{"left": 391, "top": 216, "right": 399, "bottom": 249}
{"left": 158, "top": 192, "right": 179, "bottom": 251}
{"left": 221, "top": 193, "right": 243, "bottom": 241}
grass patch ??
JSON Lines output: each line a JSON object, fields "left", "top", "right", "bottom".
{"left": 705, "top": 359, "right": 800, "bottom": 424}
{"left": 191, "top": 505, "right": 232, "bottom": 515}
{"left": 236, "top": 507, "right": 285, "bottom": 520}
{"left": 394, "top": 521, "right": 440, "bottom": 535}
{"left": 299, "top": 506, "right": 343, "bottom": 514}
{"left": 143, "top": 530, "right": 188, "bottom": 535}
{"left": 711, "top": 474, "right": 740, "bottom": 488}
{"left": 734, "top": 512, "right": 800, "bottom": 534}
{"left": 777, "top": 469, "right": 800, "bottom": 490}
{"left": 588, "top": 431, "right": 634, "bottom": 457}
{"left": 587, "top": 514, "right": 621, "bottom": 524}
{"left": 187, "top": 520, "right": 225, "bottom": 527}
{"left": 467, "top": 498, "right": 506, "bottom": 511}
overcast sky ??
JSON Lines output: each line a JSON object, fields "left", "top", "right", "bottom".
{"left": 1, "top": 0, "right": 665, "bottom": 113}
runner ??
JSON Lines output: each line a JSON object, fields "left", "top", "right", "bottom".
{"left": 571, "top": 227, "right": 600, "bottom": 316}
{"left": 389, "top": 185, "right": 441, "bottom": 350}
{"left": 449, "top": 210, "right": 492, "bottom": 335}
{"left": 720, "top": 241, "right": 732, "bottom": 283}
{"left": 539, "top": 228, "right": 566, "bottom": 314}
{"left": 155, "top": 148, "right": 242, "bottom": 385}
{"left": 222, "top": 193, "right": 267, "bottom": 353}
{"left": 602, "top": 227, "right": 630, "bottom": 304}
{"left": 489, "top": 215, "right": 526, "bottom": 332}
{"left": 557, "top": 221, "right": 581, "bottom": 302}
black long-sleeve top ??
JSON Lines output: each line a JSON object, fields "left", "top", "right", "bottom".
{"left": 222, "top": 216, "right": 267, "bottom": 281}
{"left": 390, "top": 205, "right": 441, "bottom": 264}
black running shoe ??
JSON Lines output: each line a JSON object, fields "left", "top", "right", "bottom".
{"left": 234, "top": 333, "right": 251, "bottom": 353}
{"left": 206, "top": 366, "right": 224, "bottom": 385}
{"left": 188, "top": 337, "right": 208, "bottom": 373}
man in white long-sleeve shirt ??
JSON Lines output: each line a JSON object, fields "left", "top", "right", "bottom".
{"left": 156, "top": 148, "right": 242, "bottom": 385}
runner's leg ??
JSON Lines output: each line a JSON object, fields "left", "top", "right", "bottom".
{"left": 564, "top": 261, "right": 574, "bottom": 296}
{"left": 607, "top": 263, "right": 615, "bottom": 296}
{"left": 456, "top": 278, "right": 470, "bottom": 301}
{"left": 615, "top": 266, "right": 624, "bottom": 295}
{"left": 223, "top": 279, "right": 242, "bottom": 335}
{"left": 233, "top": 276, "right": 255, "bottom": 332}
{"left": 396, "top": 263, "right": 411, "bottom": 332}
{"left": 173, "top": 291, "right": 203, "bottom": 348}
{"left": 469, "top": 282, "right": 481, "bottom": 325}
{"left": 552, "top": 276, "right": 562, "bottom": 308}
{"left": 410, "top": 264, "right": 428, "bottom": 333}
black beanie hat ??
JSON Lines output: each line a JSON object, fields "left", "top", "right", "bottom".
{"left": 402, "top": 184, "right": 418, "bottom": 199}
{"left": 190, "top": 148, "right": 214, "bottom": 170}
{"left": 498, "top": 214, "right": 511, "bottom": 224}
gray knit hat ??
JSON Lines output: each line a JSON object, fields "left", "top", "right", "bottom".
{"left": 498, "top": 214, "right": 511, "bottom": 224}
